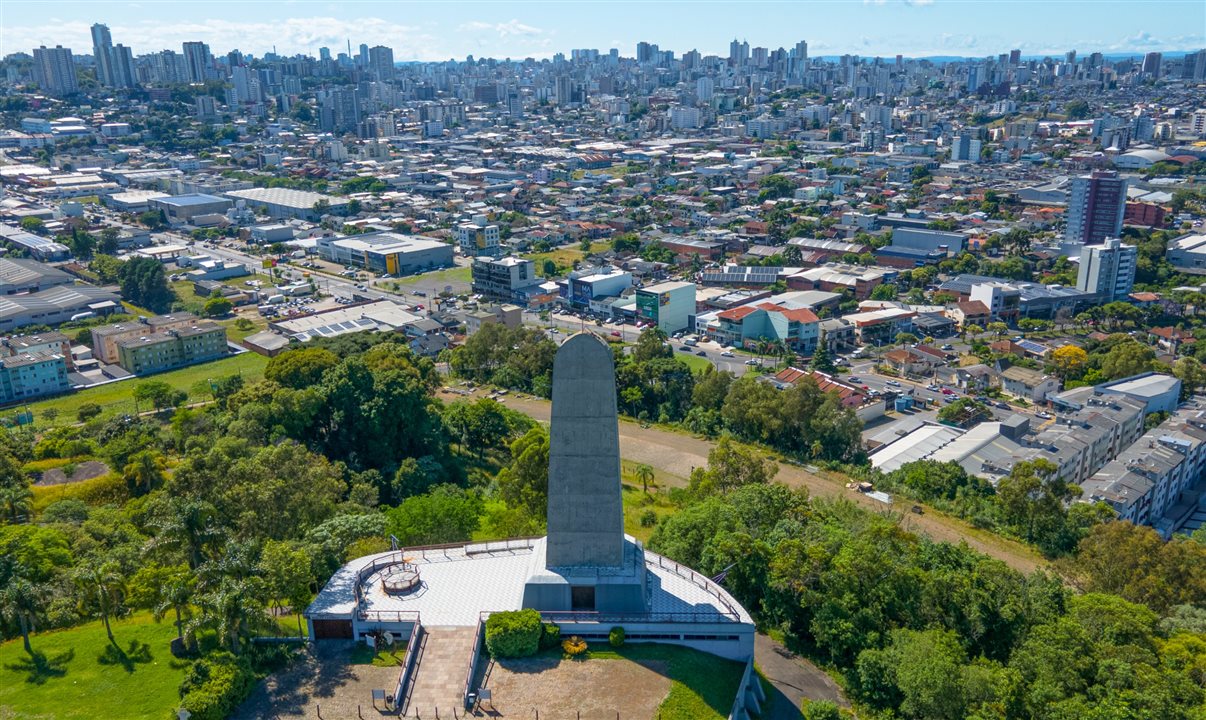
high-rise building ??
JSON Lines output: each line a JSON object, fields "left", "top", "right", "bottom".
{"left": 32, "top": 45, "right": 78, "bottom": 96}
{"left": 949, "top": 134, "right": 982, "bottom": 162}
{"left": 793, "top": 40, "right": 808, "bottom": 76}
{"left": 507, "top": 91, "right": 523, "bottom": 119}
{"left": 319, "top": 47, "right": 331, "bottom": 62}
{"left": 1067, "top": 170, "right": 1127, "bottom": 244}
{"left": 182, "top": 41, "right": 213, "bottom": 83}
{"left": 1077, "top": 238, "right": 1137, "bottom": 301}
{"left": 1142, "top": 52, "right": 1162, "bottom": 77}
{"left": 636, "top": 42, "right": 654, "bottom": 63}
{"left": 91, "top": 23, "right": 114, "bottom": 87}
{"left": 729, "top": 39, "right": 749, "bottom": 66}
{"left": 1181, "top": 49, "right": 1206, "bottom": 80}
{"left": 367, "top": 45, "right": 394, "bottom": 82}
{"left": 696, "top": 76, "right": 714, "bottom": 102}
{"left": 109, "top": 44, "right": 136, "bottom": 88}
{"left": 1009, "top": 49, "right": 1021, "bottom": 65}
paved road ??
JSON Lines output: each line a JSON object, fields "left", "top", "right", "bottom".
{"left": 445, "top": 388, "right": 1045, "bottom": 574}
{"left": 755, "top": 633, "right": 846, "bottom": 718}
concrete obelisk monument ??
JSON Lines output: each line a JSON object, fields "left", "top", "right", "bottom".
{"left": 522, "top": 332, "right": 648, "bottom": 613}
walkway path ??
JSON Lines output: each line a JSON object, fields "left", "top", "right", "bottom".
{"left": 403, "top": 625, "right": 477, "bottom": 718}
{"left": 447, "top": 389, "right": 1045, "bottom": 574}
{"left": 754, "top": 633, "right": 846, "bottom": 719}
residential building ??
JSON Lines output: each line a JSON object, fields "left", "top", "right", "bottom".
{"left": 32, "top": 45, "right": 78, "bottom": 96}
{"left": 1076, "top": 237, "right": 1136, "bottom": 301}
{"left": 1097, "top": 372, "right": 1182, "bottom": 415}
{"left": 1, "top": 331, "right": 74, "bottom": 371}
{"left": 116, "top": 322, "right": 227, "bottom": 375}
{"left": 969, "top": 282, "right": 1021, "bottom": 323}
{"left": 471, "top": 256, "right": 540, "bottom": 301}
{"left": 182, "top": 41, "right": 213, "bottom": 83}
{"left": 90, "top": 313, "right": 209, "bottom": 365}
{"left": 997, "top": 364, "right": 1061, "bottom": 402}
{"left": 456, "top": 223, "right": 501, "bottom": 257}
{"left": 464, "top": 304, "right": 523, "bottom": 335}
{"left": 0, "top": 351, "right": 70, "bottom": 405}
{"left": 1066, "top": 170, "right": 1127, "bottom": 244}
{"left": 1080, "top": 400, "right": 1206, "bottom": 533}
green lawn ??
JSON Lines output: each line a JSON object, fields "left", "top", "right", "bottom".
{"left": 390, "top": 265, "right": 471, "bottom": 286}
{"left": 12, "top": 353, "right": 268, "bottom": 428}
{"left": 0, "top": 612, "right": 190, "bottom": 720}
{"left": 525, "top": 247, "right": 587, "bottom": 276}
{"left": 582, "top": 644, "right": 744, "bottom": 720}
{"left": 675, "top": 354, "right": 712, "bottom": 372}
{"left": 621, "top": 480, "right": 682, "bottom": 543}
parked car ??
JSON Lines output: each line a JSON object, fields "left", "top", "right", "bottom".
{"left": 941, "top": 344, "right": 954, "bottom": 351}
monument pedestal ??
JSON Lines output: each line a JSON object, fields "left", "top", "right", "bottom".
{"left": 522, "top": 536, "right": 648, "bottom": 614}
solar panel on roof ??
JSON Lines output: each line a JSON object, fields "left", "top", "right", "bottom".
{"left": 1016, "top": 340, "right": 1048, "bottom": 353}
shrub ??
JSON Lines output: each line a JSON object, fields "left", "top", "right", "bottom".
{"left": 178, "top": 651, "right": 255, "bottom": 720}
{"left": 77, "top": 403, "right": 103, "bottom": 422}
{"left": 801, "top": 699, "right": 843, "bottom": 720}
{"left": 485, "top": 609, "right": 543, "bottom": 658}
{"left": 639, "top": 509, "right": 658, "bottom": 527}
{"left": 609, "top": 626, "right": 625, "bottom": 647}
{"left": 562, "top": 635, "right": 588, "bottom": 657}
{"left": 539, "top": 622, "right": 561, "bottom": 650}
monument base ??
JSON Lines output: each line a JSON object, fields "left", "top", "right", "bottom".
{"left": 522, "top": 536, "right": 649, "bottom": 614}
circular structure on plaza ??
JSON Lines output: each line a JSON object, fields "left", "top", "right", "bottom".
{"left": 381, "top": 563, "right": 421, "bottom": 595}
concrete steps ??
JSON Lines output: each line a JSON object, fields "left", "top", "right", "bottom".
{"left": 403, "top": 625, "right": 477, "bottom": 717}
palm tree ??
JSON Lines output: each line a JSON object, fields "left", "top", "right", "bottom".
{"left": 633, "top": 463, "right": 655, "bottom": 495}
{"left": 0, "top": 578, "right": 46, "bottom": 656}
{"left": 122, "top": 450, "right": 166, "bottom": 496}
{"left": 197, "top": 577, "right": 264, "bottom": 654}
{"left": 74, "top": 563, "right": 125, "bottom": 645}
{"left": 152, "top": 498, "right": 224, "bottom": 571}
{"left": 0, "top": 482, "right": 32, "bottom": 523}
{"left": 153, "top": 569, "right": 195, "bottom": 647}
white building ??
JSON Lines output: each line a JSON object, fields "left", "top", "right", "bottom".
{"left": 1076, "top": 238, "right": 1137, "bottom": 301}
{"left": 635, "top": 281, "right": 696, "bottom": 333}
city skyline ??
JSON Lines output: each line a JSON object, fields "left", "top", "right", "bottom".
{"left": 1, "top": 0, "right": 1203, "bottom": 62}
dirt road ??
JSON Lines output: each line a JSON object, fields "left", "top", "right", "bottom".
{"left": 443, "top": 389, "right": 1045, "bottom": 575}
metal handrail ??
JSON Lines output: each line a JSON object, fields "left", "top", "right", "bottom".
{"left": 538, "top": 610, "right": 742, "bottom": 623}
{"left": 645, "top": 553, "right": 745, "bottom": 620}
{"left": 394, "top": 616, "right": 424, "bottom": 710}
{"left": 462, "top": 612, "right": 491, "bottom": 709}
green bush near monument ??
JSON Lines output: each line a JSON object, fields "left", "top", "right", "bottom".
{"left": 539, "top": 622, "right": 561, "bottom": 650}
{"left": 178, "top": 651, "right": 256, "bottom": 720}
{"left": 485, "top": 609, "right": 543, "bottom": 658}
{"left": 609, "top": 626, "right": 626, "bottom": 647}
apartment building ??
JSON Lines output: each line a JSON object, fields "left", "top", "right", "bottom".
{"left": 0, "top": 351, "right": 71, "bottom": 404}
{"left": 1081, "top": 400, "right": 1206, "bottom": 534}
{"left": 115, "top": 322, "right": 227, "bottom": 375}
{"left": 90, "top": 313, "right": 209, "bottom": 365}
{"left": 456, "top": 223, "right": 501, "bottom": 257}
{"left": 471, "top": 256, "right": 540, "bottom": 301}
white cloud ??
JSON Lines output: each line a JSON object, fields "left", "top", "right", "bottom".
{"left": 458, "top": 19, "right": 543, "bottom": 38}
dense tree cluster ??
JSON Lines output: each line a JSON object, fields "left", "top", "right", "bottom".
{"left": 649, "top": 477, "right": 1206, "bottom": 720}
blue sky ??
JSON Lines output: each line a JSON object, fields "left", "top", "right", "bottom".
{"left": 1, "top": 0, "right": 1202, "bottom": 62}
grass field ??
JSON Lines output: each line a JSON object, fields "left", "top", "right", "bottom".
{"left": 0, "top": 612, "right": 189, "bottom": 720}
{"left": 621, "top": 480, "right": 682, "bottom": 543}
{"left": 675, "top": 354, "right": 712, "bottom": 373}
{"left": 526, "top": 247, "right": 587, "bottom": 276}
{"left": 585, "top": 644, "right": 744, "bottom": 720}
{"left": 10, "top": 352, "right": 268, "bottom": 428}
{"left": 391, "top": 264, "right": 471, "bottom": 286}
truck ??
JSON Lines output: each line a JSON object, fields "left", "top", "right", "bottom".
{"left": 683, "top": 337, "right": 699, "bottom": 347}
{"left": 267, "top": 294, "right": 286, "bottom": 305}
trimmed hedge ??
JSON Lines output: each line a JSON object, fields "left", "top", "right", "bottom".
{"left": 485, "top": 609, "right": 543, "bottom": 658}
{"left": 539, "top": 622, "right": 561, "bottom": 650}
{"left": 177, "top": 651, "right": 255, "bottom": 720}
{"left": 609, "top": 626, "right": 626, "bottom": 647}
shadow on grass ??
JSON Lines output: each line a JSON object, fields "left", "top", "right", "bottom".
{"left": 5, "top": 648, "right": 75, "bottom": 685}
{"left": 97, "top": 640, "right": 153, "bottom": 673}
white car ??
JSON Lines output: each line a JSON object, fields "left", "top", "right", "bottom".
{"left": 744, "top": 359, "right": 760, "bottom": 366}
{"left": 720, "top": 351, "right": 734, "bottom": 357}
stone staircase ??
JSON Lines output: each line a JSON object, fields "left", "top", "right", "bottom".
{"left": 403, "top": 625, "right": 478, "bottom": 717}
